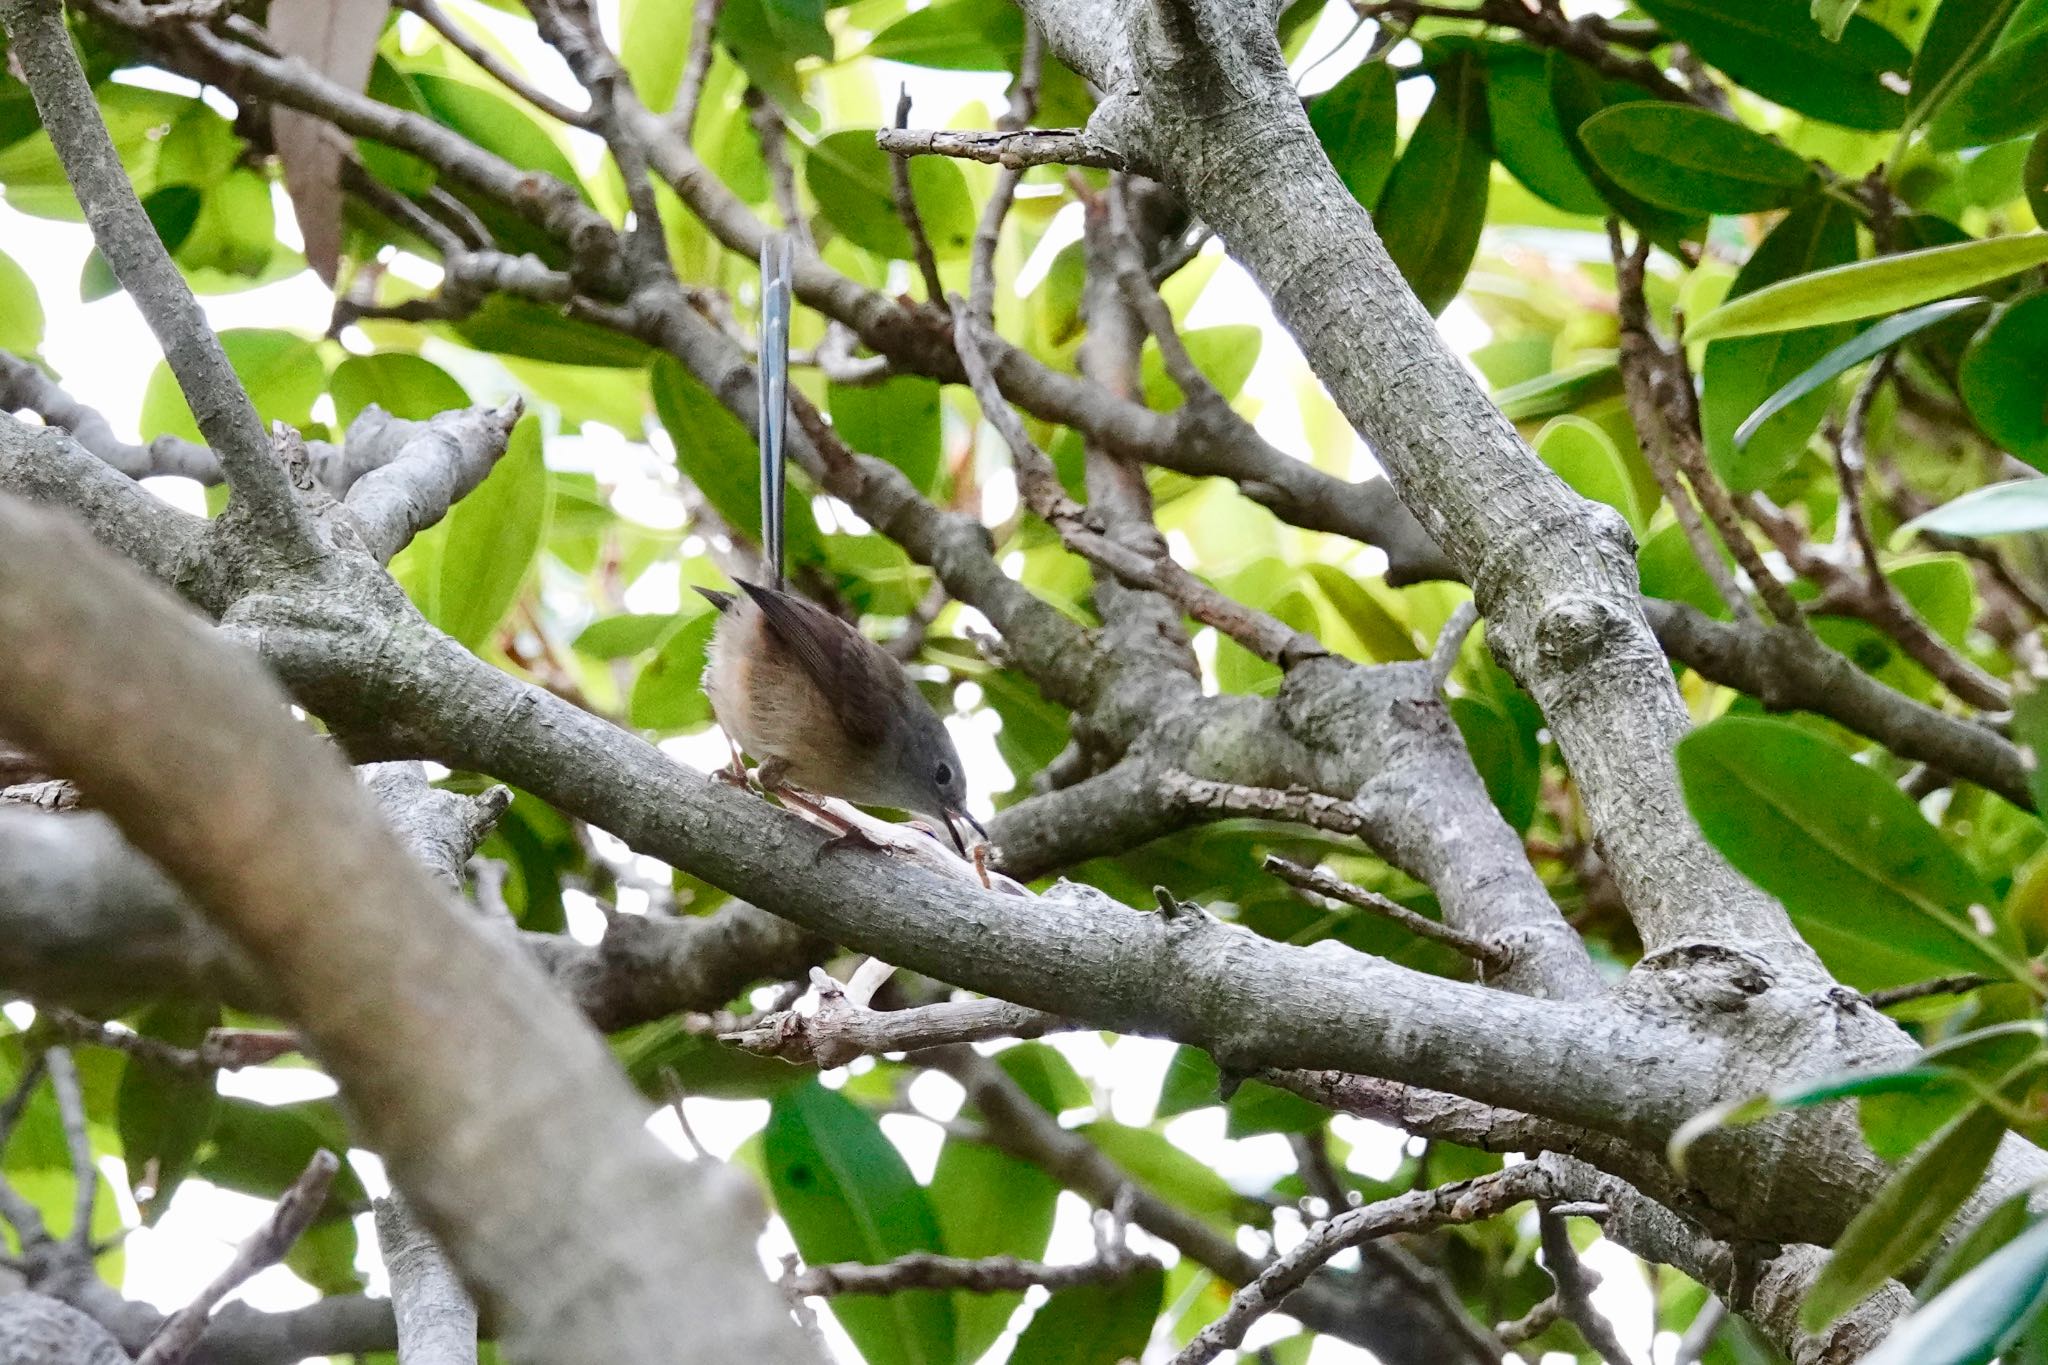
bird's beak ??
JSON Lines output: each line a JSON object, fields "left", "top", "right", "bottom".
{"left": 942, "top": 806, "right": 987, "bottom": 859}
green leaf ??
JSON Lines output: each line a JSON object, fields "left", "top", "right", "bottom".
{"left": 1140, "top": 325, "right": 1261, "bottom": 410}
{"left": 1802, "top": 1101, "right": 2011, "bottom": 1330}
{"left": 2012, "top": 685, "right": 2048, "bottom": 816}
{"left": 1375, "top": 50, "right": 1491, "bottom": 315}
{"left": 868, "top": 0, "right": 1024, "bottom": 69}
{"left": 930, "top": 1138, "right": 1058, "bottom": 1363}
{"left": 1911, "top": 0, "right": 2026, "bottom": 127}
{"left": 0, "top": 246, "right": 43, "bottom": 353}
{"left": 176, "top": 169, "right": 275, "bottom": 281}
{"left": 1483, "top": 45, "right": 1606, "bottom": 214}
{"left": 1927, "top": 18, "right": 2048, "bottom": 149}
{"left": 629, "top": 610, "right": 717, "bottom": 731}
{"left": 450, "top": 295, "right": 653, "bottom": 368}
{"left": 831, "top": 375, "right": 944, "bottom": 491}
{"left": 1494, "top": 356, "right": 1624, "bottom": 421}
{"left": 1685, "top": 232, "right": 2048, "bottom": 342}
{"left": 1815, "top": 0, "right": 1866, "bottom": 38}
{"left": 1676, "top": 715, "right": 2013, "bottom": 990}
{"left": 1734, "top": 296, "right": 1993, "bottom": 450}
{"left": 1960, "top": 290, "right": 2048, "bottom": 468}
{"left": 1919, "top": 1190, "right": 2037, "bottom": 1302}
{"left": 1702, "top": 197, "right": 1861, "bottom": 490}
{"left": 330, "top": 353, "right": 471, "bottom": 427}
{"left": 719, "top": 0, "right": 833, "bottom": 111}
{"left": 1901, "top": 478, "right": 2048, "bottom": 539}
{"left": 1535, "top": 414, "right": 1644, "bottom": 530}
{"left": 429, "top": 416, "right": 552, "bottom": 649}
{"left": 197, "top": 1098, "right": 365, "bottom": 1209}
{"left": 1547, "top": 57, "right": 1702, "bottom": 249}
{"left": 1010, "top": 1262, "right": 1165, "bottom": 1365}
{"left": 139, "top": 329, "right": 326, "bottom": 446}
{"left": 1862, "top": 1216, "right": 2048, "bottom": 1365}
{"left": 1634, "top": 0, "right": 1912, "bottom": 130}
{"left": 1309, "top": 59, "right": 1399, "bottom": 209}
{"left": 1074, "top": 1122, "right": 1245, "bottom": 1233}
{"left": 574, "top": 612, "right": 683, "bottom": 659}
{"left": 1155, "top": 1046, "right": 1224, "bottom": 1119}
{"left": 1579, "top": 105, "right": 1812, "bottom": 213}
{"left": 619, "top": 0, "right": 697, "bottom": 111}
{"left": 1451, "top": 695, "right": 1541, "bottom": 831}
{"left": 116, "top": 1000, "right": 220, "bottom": 1222}
{"left": 764, "top": 1082, "right": 956, "bottom": 1365}
{"left": 652, "top": 355, "right": 821, "bottom": 568}
{"left": 988, "top": 1042, "right": 1091, "bottom": 1116}
{"left": 408, "top": 74, "right": 587, "bottom": 203}
{"left": 807, "top": 129, "right": 976, "bottom": 261}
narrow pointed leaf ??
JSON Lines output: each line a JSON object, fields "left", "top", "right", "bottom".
{"left": 1634, "top": 0, "right": 1911, "bottom": 130}
{"left": 1927, "top": 18, "right": 2048, "bottom": 149}
{"left": 1802, "top": 1101, "right": 2010, "bottom": 1330}
{"left": 1862, "top": 1217, "right": 2048, "bottom": 1365}
{"left": 1375, "top": 51, "right": 1491, "bottom": 315}
{"left": 1686, "top": 233, "right": 2048, "bottom": 341}
{"left": 1960, "top": 291, "right": 2048, "bottom": 468}
{"left": 1903, "top": 478, "right": 2048, "bottom": 539}
{"left": 1310, "top": 59, "right": 1399, "bottom": 208}
{"left": 1910, "top": 0, "right": 2025, "bottom": 125}
{"left": 1580, "top": 105, "right": 1812, "bottom": 213}
{"left": 1734, "top": 296, "right": 1993, "bottom": 449}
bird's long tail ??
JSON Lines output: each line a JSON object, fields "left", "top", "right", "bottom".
{"left": 758, "top": 232, "right": 793, "bottom": 591}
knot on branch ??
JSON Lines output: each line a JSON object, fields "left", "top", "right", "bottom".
{"left": 1534, "top": 594, "right": 1631, "bottom": 672}
{"left": 1632, "top": 942, "right": 1775, "bottom": 1014}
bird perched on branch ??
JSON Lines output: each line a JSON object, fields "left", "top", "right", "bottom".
{"left": 697, "top": 234, "right": 986, "bottom": 857}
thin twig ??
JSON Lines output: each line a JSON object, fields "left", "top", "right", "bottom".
{"left": 1266, "top": 855, "right": 1508, "bottom": 968}
{"left": 889, "top": 86, "right": 947, "bottom": 307}
{"left": 1538, "top": 1201, "right": 1631, "bottom": 1365}
{"left": 396, "top": 0, "right": 595, "bottom": 127}
{"left": 1675, "top": 1295, "right": 1728, "bottom": 1365}
{"left": 39, "top": 1006, "right": 299, "bottom": 1074}
{"left": 1865, "top": 974, "right": 1993, "bottom": 1009}
{"left": 1429, "top": 600, "right": 1479, "bottom": 690}
{"left": 746, "top": 86, "right": 808, "bottom": 248}
{"left": 789, "top": 1246, "right": 1151, "bottom": 1297}
{"left": 134, "top": 1150, "right": 341, "bottom": 1365}
{"left": 1172, "top": 1165, "right": 1552, "bottom": 1365}
{"left": 46, "top": 1047, "right": 95, "bottom": 1252}
{"left": 669, "top": 0, "right": 725, "bottom": 138}
{"left": 373, "top": 1192, "right": 478, "bottom": 1364}
{"left": 875, "top": 126, "right": 1127, "bottom": 171}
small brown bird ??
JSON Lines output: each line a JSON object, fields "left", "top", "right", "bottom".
{"left": 697, "top": 235, "right": 984, "bottom": 856}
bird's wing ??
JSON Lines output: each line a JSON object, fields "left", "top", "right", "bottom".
{"left": 736, "top": 581, "right": 897, "bottom": 748}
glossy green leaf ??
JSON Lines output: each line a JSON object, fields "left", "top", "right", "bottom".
{"left": 2012, "top": 685, "right": 2048, "bottom": 816}
{"left": 1919, "top": 1190, "right": 2038, "bottom": 1302}
{"left": 451, "top": 295, "right": 653, "bottom": 368}
{"left": 1863, "top": 1216, "right": 2048, "bottom": 1365}
{"left": 573, "top": 612, "right": 683, "bottom": 659}
{"left": 1815, "top": 0, "right": 1866, "bottom": 38}
{"left": 868, "top": 0, "right": 1023, "bottom": 69}
{"left": 720, "top": 0, "right": 833, "bottom": 111}
{"left": 1928, "top": 18, "right": 2048, "bottom": 149}
{"left": 1802, "top": 1101, "right": 2011, "bottom": 1329}
{"left": 1635, "top": 0, "right": 1912, "bottom": 130}
{"left": 1547, "top": 57, "right": 1702, "bottom": 249}
{"left": 1310, "top": 59, "right": 1399, "bottom": 208}
{"left": 0, "top": 246, "right": 43, "bottom": 354}
{"left": 629, "top": 610, "right": 717, "bottom": 731}
{"left": 1483, "top": 45, "right": 1605, "bottom": 213}
{"left": 764, "top": 1082, "right": 956, "bottom": 1365}
{"left": 930, "top": 1138, "right": 1058, "bottom": 1362}
{"left": 1911, "top": 0, "right": 2026, "bottom": 126}
{"left": 116, "top": 1000, "right": 220, "bottom": 1222}
{"left": 1702, "top": 197, "right": 1860, "bottom": 490}
{"left": 1375, "top": 50, "right": 1491, "bottom": 315}
{"left": 1685, "top": 232, "right": 2048, "bottom": 342}
{"left": 806, "top": 129, "right": 976, "bottom": 261}
{"left": 990, "top": 1042, "right": 1092, "bottom": 1117}
{"left": 408, "top": 74, "right": 588, "bottom": 202}
{"left": 330, "top": 353, "right": 471, "bottom": 427}
{"left": 1960, "top": 291, "right": 2048, "bottom": 468}
{"left": 1579, "top": 105, "right": 1812, "bottom": 213}
{"left": 1536, "top": 414, "right": 1644, "bottom": 530}
{"left": 430, "top": 416, "right": 552, "bottom": 649}
{"left": 176, "top": 169, "right": 275, "bottom": 281}
{"left": 1010, "top": 1262, "right": 1165, "bottom": 1365}
{"left": 1734, "top": 296, "right": 1993, "bottom": 450}
{"left": 619, "top": 0, "right": 696, "bottom": 111}
{"left": 830, "top": 375, "right": 943, "bottom": 492}
{"left": 1676, "top": 715, "right": 2012, "bottom": 990}
{"left": 1901, "top": 478, "right": 2048, "bottom": 539}
{"left": 1494, "top": 357, "right": 1624, "bottom": 421}
{"left": 1451, "top": 695, "right": 1541, "bottom": 831}
{"left": 139, "top": 329, "right": 326, "bottom": 446}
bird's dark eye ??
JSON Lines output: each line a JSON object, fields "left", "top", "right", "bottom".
{"left": 934, "top": 761, "right": 953, "bottom": 787}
